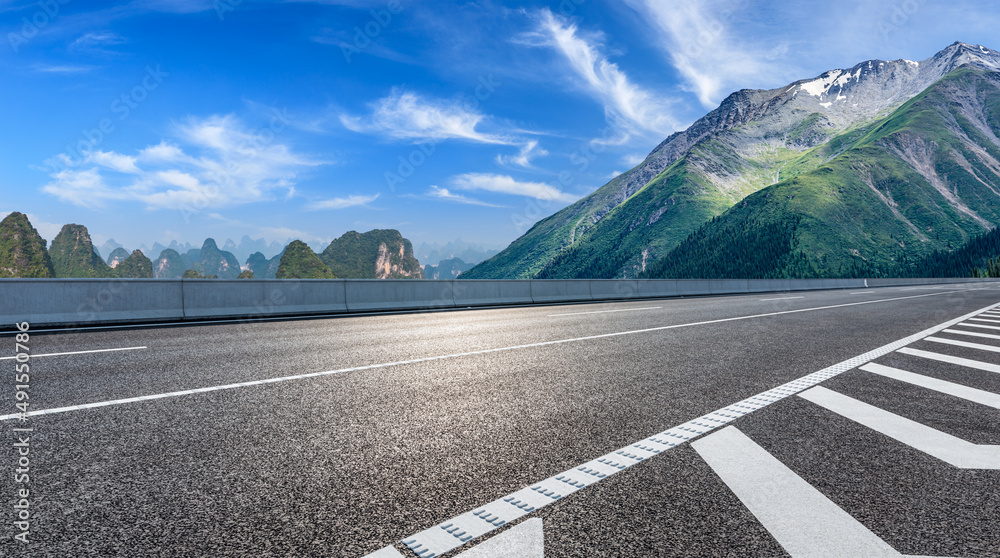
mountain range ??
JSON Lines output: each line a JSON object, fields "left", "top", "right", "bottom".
{"left": 0, "top": 214, "right": 425, "bottom": 280}
{"left": 464, "top": 42, "right": 1000, "bottom": 280}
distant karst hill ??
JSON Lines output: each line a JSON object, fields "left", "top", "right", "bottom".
{"left": 0, "top": 212, "right": 54, "bottom": 278}
{"left": 49, "top": 224, "right": 113, "bottom": 278}
{"left": 276, "top": 240, "right": 335, "bottom": 279}
{"left": 320, "top": 229, "right": 423, "bottom": 279}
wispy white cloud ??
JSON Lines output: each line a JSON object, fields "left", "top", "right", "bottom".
{"left": 451, "top": 172, "right": 577, "bottom": 203}
{"left": 308, "top": 193, "right": 380, "bottom": 210}
{"left": 70, "top": 32, "right": 126, "bottom": 50}
{"left": 496, "top": 140, "right": 548, "bottom": 169}
{"left": 42, "top": 114, "right": 323, "bottom": 211}
{"left": 622, "top": 153, "right": 646, "bottom": 167}
{"left": 31, "top": 64, "right": 96, "bottom": 73}
{"left": 624, "top": 0, "right": 791, "bottom": 108}
{"left": 530, "top": 9, "right": 680, "bottom": 139}
{"left": 424, "top": 185, "right": 506, "bottom": 207}
{"left": 340, "top": 89, "right": 515, "bottom": 144}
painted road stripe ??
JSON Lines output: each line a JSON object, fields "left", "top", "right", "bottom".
{"left": 955, "top": 322, "right": 1000, "bottom": 331}
{"left": 692, "top": 426, "right": 902, "bottom": 557}
{"left": 968, "top": 317, "right": 1000, "bottom": 324}
{"left": 759, "top": 296, "right": 804, "bottom": 301}
{"left": 942, "top": 328, "right": 1000, "bottom": 341}
{"left": 0, "top": 290, "right": 983, "bottom": 423}
{"left": 860, "top": 363, "right": 1000, "bottom": 409}
{"left": 850, "top": 291, "right": 875, "bottom": 295}
{"left": 897, "top": 347, "right": 1000, "bottom": 374}
{"left": 377, "top": 301, "right": 1000, "bottom": 558}
{"left": 547, "top": 306, "right": 661, "bottom": 317}
{"left": 925, "top": 336, "right": 1000, "bottom": 353}
{"left": 0, "top": 346, "right": 147, "bottom": 360}
{"left": 799, "top": 386, "right": 1000, "bottom": 469}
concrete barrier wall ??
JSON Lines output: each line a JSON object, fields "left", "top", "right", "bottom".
{"left": 454, "top": 280, "right": 532, "bottom": 307}
{"left": 530, "top": 280, "right": 593, "bottom": 303}
{"left": 0, "top": 279, "right": 184, "bottom": 326}
{"left": 183, "top": 280, "right": 348, "bottom": 318}
{"left": 1, "top": 276, "right": 994, "bottom": 327}
{"left": 345, "top": 280, "right": 456, "bottom": 312}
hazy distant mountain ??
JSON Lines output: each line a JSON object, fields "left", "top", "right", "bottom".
{"left": 49, "top": 224, "right": 113, "bottom": 278}
{"left": 99, "top": 239, "right": 123, "bottom": 260}
{"left": 106, "top": 247, "right": 131, "bottom": 268}
{"left": 415, "top": 239, "right": 500, "bottom": 267}
{"left": 320, "top": 229, "right": 422, "bottom": 279}
{"left": 154, "top": 249, "right": 185, "bottom": 279}
{"left": 149, "top": 240, "right": 197, "bottom": 258}
{"left": 466, "top": 42, "right": 1000, "bottom": 279}
{"left": 276, "top": 240, "right": 335, "bottom": 279}
{"left": 0, "top": 212, "right": 54, "bottom": 278}
{"left": 246, "top": 251, "right": 283, "bottom": 279}
{"left": 191, "top": 238, "right": 241, "bottom": 279}
{"left": 424, "top": 257, "right": 476, "bottom": 279}
{"left": 112, "top": 250, "right": 153, "bottom": 278}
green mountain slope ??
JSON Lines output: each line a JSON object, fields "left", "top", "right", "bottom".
{"left": 106, "top": 247, "right": 131, "bottom": 268}
{"left": 246, "top": 251, "right": 282, "bottom": 279}
{"left": 112, "top": 250, "right": 153, "bottom": 278}
{"left": 49, "top": 224, "right": 113, "bottom": 278}
{"left": 276, "top": 240, "right": 335, "bottom": 279}
{"left": 645, "top": 66, "right": 1000, "bottom": 279}
{"left": 191, "top": 239, "right": 241, "bottom": 279}
{"left": 319, "top": 229, "right": 422, "bottom": 279}
{"left": 154, "top": 249, "right": 185, "bottom": 279}
{"left": 465, "top": 42, "right": 1000, "bottom": 279}
{"left": 0, "top": 212, "right": 54, "bottom": 278}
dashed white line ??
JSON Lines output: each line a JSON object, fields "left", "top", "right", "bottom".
{"left": 759, "top": 296, "right": 804, "bottom": 301}
{"left": 0, "top": 346, "right": 147, "bottom": 360}
{"left": 692, "top": 426, "right": 904, "bottom": 557}
{"left": 925, "top": 336, "right": 1000, "bottom": 353}
{"left": 0, "top": 290, "right": 981, "bottom": 423}
{"left": 547, "top": 306, "right": 661, "bottom": 317}
{"left": 799, "top": 386, "right": 1000, "bottom": 469}
{"left": 897, "top": 347, "right": 1000, "bottom": 374}
{"left": 968, "top": 317, "right": 1000, "bottom": 324}
{"left": 861, "top": 362, "right": 1000, "bottom": 409}
{"left": 941, "top": 328, "right": 1000, "bottom": 341}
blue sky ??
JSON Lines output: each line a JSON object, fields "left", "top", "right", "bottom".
{"left": 2, "top": 0, "right": 999, "bottom": 258}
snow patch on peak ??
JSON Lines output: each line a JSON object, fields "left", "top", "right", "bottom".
{"left": 801, "top": 70, "right": 843, "bottom": 98}
{"left": 904, "top": 59, "right": 919, "bottom": 67}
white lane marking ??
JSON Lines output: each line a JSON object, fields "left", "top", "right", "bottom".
{"left": 897, "top": 347, "right": 1000, "bottom": 374}
{"left": 392, "top": 302, "right": 999, "bottom": 558}
{"left": 954, "top": 322, "right": 1000, "bottom": 331}
{"left": 799, "top": 386, "right": 1000, "bottom": 469}
{"left": 692, "top": 426, "right": 902, "bottom": 558}
{"left": 0, "top": 346, "right": 147, "bottom": 360}
{"left": 759, "top": 297, "right": 804, "bottom": 301}
{"left": 925, "top": 336, "right": 1000, "bottom": 353}
{"left": 968, "top": 317, "right": 1000, "bottom": 324}
{"left": 861, "top": 363, "right": 1000, "bottom": 409}
{"left": 0, "top": 290, "right": 983, "bottom": 423}
{"left": 547, "top": 306, "right": 661, "bottom": 317}
{"left": 850, "top": 292, "right": 874, "bottom": 295}
{"left": 942, "top": 328, "right": 1000, "bottom": 341}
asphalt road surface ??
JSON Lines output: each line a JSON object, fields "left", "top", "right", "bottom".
{"left": 2, "top": 283, "right": 999, "bottom": 557}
